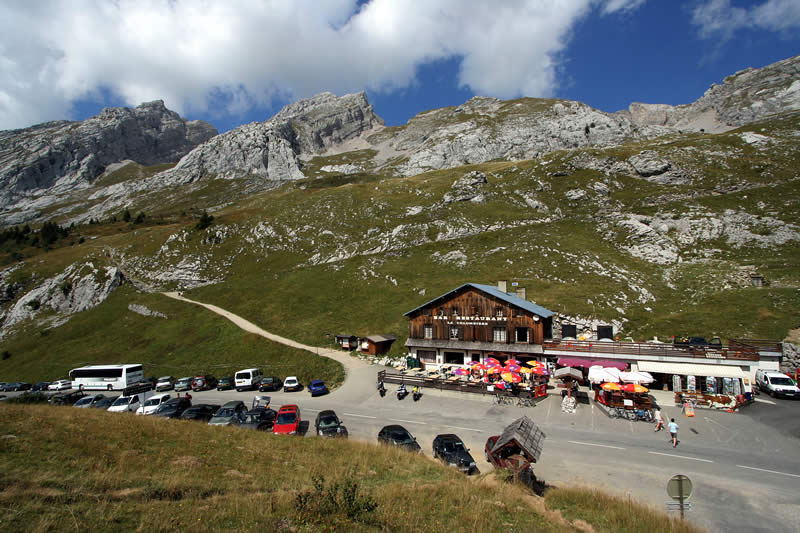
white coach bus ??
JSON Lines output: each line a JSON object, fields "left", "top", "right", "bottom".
{"left": 69, "top": 364, "right": 144, "bottom": 391}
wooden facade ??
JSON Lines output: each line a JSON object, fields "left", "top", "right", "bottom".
{"left": 406, "top": 285, "right": 553, "bottom": 351}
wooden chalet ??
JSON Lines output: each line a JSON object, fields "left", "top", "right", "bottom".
{"left": 404, "top": 281, "right": 554, "bottom": 367}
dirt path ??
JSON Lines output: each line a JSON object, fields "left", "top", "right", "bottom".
{"left": 162, "top": 292, "right": 368, "bottom": 374}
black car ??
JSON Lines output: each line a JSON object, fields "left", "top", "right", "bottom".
{"left": 179, "top": 404, "right": 220, "bottom": 422}
{"left": 208, "top": 400, "right": 247, "bottom": 426}
{"left": 32, "top": 381, "right": 51, "bottom": 391}
{"left": 153, "top": 397, "right": 193, "bottom": 419}
{"left": 2, "top": 382, "right": 31, "bottom": 392}
{"left": 432, "top": 434, "right": 477, "bottom": 475}
{"left": 315, "top": 410, "right": 348, "bottom": 438}
{"left": 89, "top": 396, "right": 119, "bottom": 409}
{"left": 257, "top": 376, "right": 283, "bottom": 392}
{"left": 239, "top": 407, "right": 277, "bottom": 431}
{"left": 377, "top": 425, "right": 421, "bottom": 452}
{"left": 49, "top": 391, "right": 87, "bottom": 405}
{"left": 217, "top": 377, "right": 235, "bottom": 391}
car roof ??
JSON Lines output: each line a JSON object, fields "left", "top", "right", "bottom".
{"left": 310, "top": 380, "right": 324, "bottom": 385}
{"left": 278, "top": 404, "right": 298, "bottom": 411}
{"left": 435, "top": 434, "right": 461, "bottom": 442}
{"left": 285, "top": 376, "right": 298, "bottom": 380}
{"left": 221, "top": 400, "right": 244, "bottom": 407}
{"left": 318, "top": 409, "right": 337, "bottom": 417}
{"left": 237, "top": 368, "right": 260, "bottom": 372}
{"left": 150, "top": 393, "right": 170, "bottom": 399}
{"left": 381, "top": 424, "right": 409, "bottom": 432}
{"left": 157, "top": 376, "right": 172, "bottom": 380}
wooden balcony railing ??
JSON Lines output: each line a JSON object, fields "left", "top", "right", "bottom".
{"left": 541, "top": 339, "right": 768, "bottom": 362}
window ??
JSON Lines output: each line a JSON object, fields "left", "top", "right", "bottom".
{"left": 516, "top": 327, "right": 529, "bottom": 343}
{"left": 450, "top": 326, "right": 463, "bottom": 340}
{"left": 493, "top": 327, "right": 507, "bottom": 342}
{"left": 437, "top": 308, "right": 445, "bottom": 316}
{"left": 451, "top": 308, "right": 459, "bottom": 317}
{"left": 472, "top": 307, "right": 479, "bottom": 316}
{"left": 424, "top": 324, "right": 433, "bottom": 339}
{"left": 418, "top": 350, "right": 436, "bottom": 363}
{"left": 495, "top": 307, "right": 505, "bottom": 318}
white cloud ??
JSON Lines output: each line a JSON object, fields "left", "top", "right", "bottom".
{"left": 692, "top": 0, "right": 800, "bottom": 39}
{"left": 0, "top": 0, "right": 645, "bottom": 130}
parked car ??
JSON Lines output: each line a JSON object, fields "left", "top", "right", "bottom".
{"left": 192, "top": 375, "right": 218, "bottom": 391}
{"left": 174, "top": 377, "right": 193, "bottom": 392}
{"left": 432, "top": 434, "right": 477, "bottom": 474}
{"left": 153, "top": 397, "right": 193, "bottom": 419}
{"left": 73, "top": 394, "right": 106, "bottom": 408}
{"left": 2, "top": 382, "right": 31, "bottom": 392}
{"left": 377, "top": 425, "right": 421, "bottom": 452}
{"left": 314, "top": 410, "right": 347, "bottom": 438}
{"left": 107, "top": 390, "right": 153, "bottom": 413}
{"left": 308, "top": 380, "right": 328, "bottom": 397}
{"left": 180, "top": 404, "right": 220, "bottom": 422}
{"left": 32, "top": 381, "right": 51, "bottom": 391}
{"left": 0, "top": 382, "right": 7, "bottom": 391}
{"left": 257, "top": 376, "right": 283, "bottom": 392}
{"left": 155, "top": 376, "right": 175, "bottom": 392}
{"left": 217, "top": 377, "right": 235, "bottom": 391}
{"left": 136, "top": 393, "right": 171, "bottom": 415}
{"left": 48, "top": 380, "right": 72, "bottom": 391}
{"left": 756, "top": 369, "right": 799, "bottom": 399}
{"left": 273, "top": 405, "right": 301, "bottom": 435}
{"left": 283, "top": 376, "right": 302, "bottom": 392}
{"left": 49, "top": 391, "right": 86, "bottom": 405}
{"left": 239, "top": 408, "right": 277, "bottom": 431}
{"left": 89, "top": 396, "right": 119, "bottom": 409}
{"left": 208, "top": 401, "right": 247, "bottom": 426}
{"left": 234, "top": 368, "right": 262, "bottom": 392}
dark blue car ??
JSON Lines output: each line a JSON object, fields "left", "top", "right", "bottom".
{"left": 308, "top": 380, "right": 328, "bottom": 397}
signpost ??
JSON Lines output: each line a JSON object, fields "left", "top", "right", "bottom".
{"left": 666, "top": 474, "right": 693, "bottom": 519}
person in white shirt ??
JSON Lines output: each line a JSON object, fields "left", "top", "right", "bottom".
{"left": 668, "top": 418, "right": 679, "bottom": 447}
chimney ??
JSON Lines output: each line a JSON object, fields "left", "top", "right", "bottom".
{"left": 497, "top": 280, "right": 507, "bottom": 293}
{"left": 515, "top": 287, "right": 527, "bottom": 300}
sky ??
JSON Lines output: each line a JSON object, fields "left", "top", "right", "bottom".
{"left": 0, "top": 0, "right": 798, "bottom": 133}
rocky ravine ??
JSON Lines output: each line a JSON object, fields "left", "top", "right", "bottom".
{"left": 0, "top": 100, "right": 217, "bottom": 224}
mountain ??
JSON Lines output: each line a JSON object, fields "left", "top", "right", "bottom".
{"left": 0, "top": 100, "right": 217, "bottom": 225}
{"left": 0, "top": 54, "right": 799, "bottom": 371}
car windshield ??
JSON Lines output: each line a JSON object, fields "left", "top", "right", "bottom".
{"left": 771, "top": 377, "right": 795, "bottom": 386}
{"left": 216, "top": 408, "right": 237, "bottom": 417}
{"left": 143, "top": 398, "right": 162, "bottom": 407}
{"left": 389, "top": 430, "right": 414, "bottom": 444}
{"left": 74, "top": 397, "right": 94, "bottom": 406}
{"left": 244, "top": 414, "right": 262, "bottom": 424}
{"left": 157, "top": 377, "right": 171, "bottom": 382}
{"left": 177, "top": 378, "right": 192, "bottom": 384}
{"left": 318, "top": 415, "right": 339, "bottom": 428}
{"left": 111, "top": 396, "right": 131, "bottom": 406}
{"left": 442, "top": 441, "right": 466, "bottom": 453}
{"left": 158, "top": 404, "right": 178, "bottom": 413}
{"left": 221, "top": 378, "right": 233, "bottom": 383}
{"left": 261, "top": 378, "right": 273, "bottom": 383}
{"left": 276, "top": 412, "right": 297, "bottom": 424}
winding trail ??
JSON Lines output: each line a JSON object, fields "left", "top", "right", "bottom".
{"left": 162, "top": 292, "right": 369, "bottom": 376}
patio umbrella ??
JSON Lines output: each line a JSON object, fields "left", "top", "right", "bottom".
{"left": 453, "top": 368, "right": 470, "bottom": 376}
{"left": 507, "top": 359, "right": 521, "bottom": 366}
{"left": 505, "top": 364, "right": 522, "bottom": 372}
{"left": 501, "top": 372, "right": 522, "bottom": 383}
{"left": 495, "top": 381, "right": 506, "bottom": 390}
{"left": 518, "top": 367, "right": 533, "bottom": 374}
{"left": 486, "top": 357, "right": 500, "bottom": 365}
{"left": 487, "top": 366, "right": 503, "bottom": 374}
{"left": 622, "top": 383, "right": 649, "bottom": 393}
{"left": 619, "top": 371, "right": 655, "bottom": 385}
{"left": 527, "top": 360, "right": 545, "bottom": 367}
{"left": 601, "top": 382, "right": 622, "bottom": 391}
{"left": 588, "top": 365, "right": 619, "bottom": 384}
{"left": 530, "top": 367, "right": 548, "bottom": 375}
{"left": 471, "top": 363, "right": 488, "bottom": 371}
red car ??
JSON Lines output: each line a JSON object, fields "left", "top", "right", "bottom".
{"left": 273, "top": 405, "right": 301, "bottom": 435}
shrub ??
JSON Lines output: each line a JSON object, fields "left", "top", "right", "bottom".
{"left": 295, "top": 474, "right": 378, "bottom": 525}
{"left": 195, "top": 211, "right": 214, "bottom": 231}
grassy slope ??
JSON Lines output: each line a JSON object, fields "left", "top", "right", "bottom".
{"left": 0, "top": 404, "right": 704, "bottom": 533}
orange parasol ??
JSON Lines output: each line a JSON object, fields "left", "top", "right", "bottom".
{"left": 601, "top": 382, "right": 622, "bottom": 391}
{"left": 487, "top": 366, "right": 503, "bottom": 374}
{"left": 527, "top": 360, "right": 545, "bottom": 367}
{"left": 501, "top": 372, "right": 522, "bottom": 383}
{"left": 622, "top": 383, "right": 649, "bottom": 393}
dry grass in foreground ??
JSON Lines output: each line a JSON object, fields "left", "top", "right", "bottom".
{"left": 0, "top": 405, "right": 704, "bottom": 533}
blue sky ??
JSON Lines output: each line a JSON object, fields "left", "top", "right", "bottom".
{"left": 2, "top": 1, "right": 799, "bottom": 132}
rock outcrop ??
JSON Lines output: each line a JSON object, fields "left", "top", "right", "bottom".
{"left": 626, "top": 54, "right": 800, "bottom": 132}
{"left": 0, "top": 101, "right": 217, "bottom": 220}
{"left": 155, "top": 92, "right": 382, "bottom": 185}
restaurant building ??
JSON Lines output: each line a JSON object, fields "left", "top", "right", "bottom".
{"left": 404, "top": 281, "right": 554, "bottom": 367}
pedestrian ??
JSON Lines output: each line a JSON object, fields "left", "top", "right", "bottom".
{"left": 654, "top": 409, "right": 665, "bottom": 432}
{"left": 668, "top": 418, "right": 679, "bottom": 447}
{"left": 185, "top": 391, "right": 192, "bottom": 402}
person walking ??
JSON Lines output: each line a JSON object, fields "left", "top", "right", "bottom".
{"left": 668, "top": 418, "right": 679, "bottom": 447}
{"left": 654, "top": 409, "right": 665, "bottom": 432}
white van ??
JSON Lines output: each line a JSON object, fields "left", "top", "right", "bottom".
{"left": 234, "top": 368, "right": 262, "bottom": 392}
{"left": 108, "top": 390, "right": 154, "bottom": 412}
{"left": 756, "top": 370, "right": 799, "bottom": 399}
{"left": 135, "top": 393, "right": 171, "bottom": 415}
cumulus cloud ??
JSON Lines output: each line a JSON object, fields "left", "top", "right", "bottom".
{"left": 692, "top": 0, "right": 800, "bottom": 39}
{"left": 0, "top": 0, "right": 645, "bottom": 130}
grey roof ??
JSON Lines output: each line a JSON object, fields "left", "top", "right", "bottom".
{"left": 366, "top": 334, "right": 398, "bottom": 343}
{"left": 403, "top": 283, "right": 554, "bottom": 318}
{"left": 490, "top": 416, "right": 546, "bottom": 463}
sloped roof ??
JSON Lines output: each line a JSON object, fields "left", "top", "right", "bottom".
{"left": 365, "top": 334, "right": 398, "bottom": 343}
{"left": 490, "top": 416, "right": 546, "bottom": 463}
{"left": 403, "top": 283, "right": 554, "bottom": 318}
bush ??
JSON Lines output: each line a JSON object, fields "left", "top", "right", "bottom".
{"left": 195, "top": 211, "right": 214, "bottom": 231}
{"left": 7, "top": 392, "right": 49, "bottom": 404}
{"left": 295, "top": 474, "right": 378, "bottom": 525}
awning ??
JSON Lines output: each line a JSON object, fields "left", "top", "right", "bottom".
{"left": 637, "top": 361, "right": 747, "bottom": 379}
{"left": 558, "top": 357, "right": 628, "bottom": 370}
